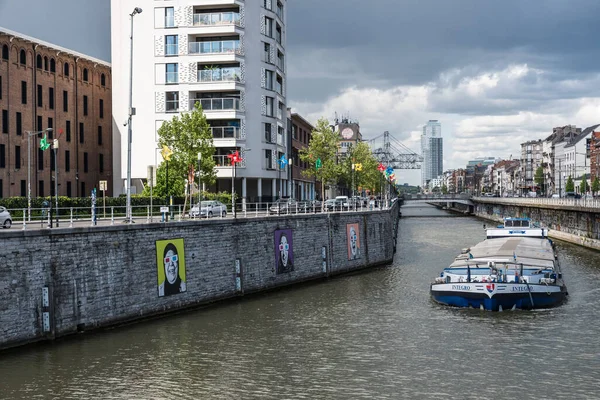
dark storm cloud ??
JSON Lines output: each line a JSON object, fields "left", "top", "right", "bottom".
{"left": 287, "top": 0, "right": 600, "bottom": 101}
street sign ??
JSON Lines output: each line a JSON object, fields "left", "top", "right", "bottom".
{"left": 160, "top": 206, "right": 169, "bottom": 213}
{"left": 99, "top": 180, "right": 107, "bottom": 191}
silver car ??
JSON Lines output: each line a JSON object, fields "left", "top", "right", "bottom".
{"left": 0, "top": 206, "right": 12, "bottom": 228}
{"left": 191, "top": 200, "right": 227, "bottom": 218}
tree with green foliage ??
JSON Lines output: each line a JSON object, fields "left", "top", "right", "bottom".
{"left": 143, "top": 103, "right": 216, "bottom": 210}
{"left": 299, "top": 118, "right": 342, "bottom": 204}
{"left": 534, "top": 166, "right": 545, "bottom": 194}
{"left": 565, "top": 175, "right": 574, "bottom": 193}
{"left": 580, "top": 175, "right": 589, "bottom": 194}
{"left": 342, "top": 141, "right": 380, "bottom": 196}
{"left": 592, "top": 176, "right": 600, "bottom": 196}
{"left": 441, "top": 184, "right": 448, "bottom": 194}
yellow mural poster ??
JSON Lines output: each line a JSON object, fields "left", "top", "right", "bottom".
{"left": 156, "top": 238, "right": 187, "bottom": 297}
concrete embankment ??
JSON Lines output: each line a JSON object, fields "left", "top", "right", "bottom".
{"left": 0, "top": 203, "right": 399, "bottom": 351}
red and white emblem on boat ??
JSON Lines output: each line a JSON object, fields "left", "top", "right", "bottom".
{"left": 486, "top": 283, "right": 495, "bottom": 293}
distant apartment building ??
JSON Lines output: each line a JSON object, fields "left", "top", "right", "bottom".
{"left": 290, "top": 111, "right": 319, "bottom": 200}
{"left": 545, "top": 125, "right": 581, "bottom": 195}
{"left": 591, "top": 131, "right": 600, "bottom": 182}
{"left": 421, "top": 120, "right": 442, "bottom": 188}
{"left": 111, "top": 0, "right": 288, "bottom": 202}
{"left": 465, "top": 157, "right": 497, "bottom": 194}
{"left": 519, "top": 139, "right": 543, "bottom": 193}
{"left": 0, "top": 27, "right": 112, "bottom": 198}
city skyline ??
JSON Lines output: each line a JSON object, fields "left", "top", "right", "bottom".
{"left": 3, "top": 1, "right": 600, "bottom": 186}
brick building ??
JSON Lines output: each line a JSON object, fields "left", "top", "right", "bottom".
{"left": 0, "top": 27, "right": 112, "bottom": 199}
{"left": 290, "top": 112, "right": 320, "bottom": 200}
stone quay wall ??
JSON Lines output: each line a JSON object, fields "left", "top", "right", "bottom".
{"left": 0, "top": 204, "right": 399, "bottom": 351}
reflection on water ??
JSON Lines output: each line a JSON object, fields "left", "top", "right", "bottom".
{"left": 1, "top": 204, "right": 599, "bottom": 399}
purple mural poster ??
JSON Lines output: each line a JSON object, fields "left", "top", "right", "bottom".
{"left": 275, "top": 228, "right": 294, "bottom": 274}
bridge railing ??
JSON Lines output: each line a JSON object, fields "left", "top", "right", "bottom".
{"left": 472, "top": 196, "right": 600, "bottom": 208}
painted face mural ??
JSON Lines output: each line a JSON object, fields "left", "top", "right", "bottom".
{"left": 156, "top": 239, "right": 187, "bottom": 297}
{"left": 274, "top": 229, "right": 294, "bottom": 274}
{"left": 347, "top": 223, "right": 361, "bottom": 260}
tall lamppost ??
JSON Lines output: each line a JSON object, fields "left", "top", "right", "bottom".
{"left": 126, "top": 6, "right": 143, "bottom": 224}
{"left": 52, "top": 139, "right": 59, "bottom": 227}
{"left": 197, "top": 152, "right": 202, "bottom": 207}
{"left": 25, "top": 128, "right": 52, "bottom": 222}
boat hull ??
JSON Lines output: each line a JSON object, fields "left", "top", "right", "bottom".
{"left": 430, "top": 283, "right": 568, "bottom": 311}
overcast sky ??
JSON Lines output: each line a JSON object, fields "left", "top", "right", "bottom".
{"left": 2, "top": 0, "right": 600, "bottom": 185}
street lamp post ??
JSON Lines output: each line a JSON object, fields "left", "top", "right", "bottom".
{"left": 197, "top": 152, "right": 202, "bottom": 207}
{"left": 126, "top": 6, "right": 143, "bottom": 224}
{"left": 53, "top": 139, "right": 59, "bottom": 227}
{"left": 25, "top": 128, "right": 52, "bottom": 222}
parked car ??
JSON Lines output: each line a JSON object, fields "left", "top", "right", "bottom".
{"left": 565, "top": 192, "right": 581, "bottom": 199}
{"left": 269, "top": 198, "right": 298, "bottom": 214}
{"left": 190, "top": 200, "right": 227, "bottom": 218}
{"left": 324, "top": 198, "right": 346, "bottom": 211}
{"left": 335, "top": 196, "right": 350, "bottom": 209}
{"left": 298, "top": 200, "right": 322, "bottom": 213}
{"left": 0, "top": 207, "right": 12, "bottom": 228}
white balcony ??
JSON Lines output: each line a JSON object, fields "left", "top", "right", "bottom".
{"left": 197, "top": 67, "right": 242, "bottom": 83}
{"left": 188, "top": 40, "right": 242, "bottom": 56}
{"left": 190, "top": 97, "right": 240, "bottom": 112}
{"left": 193, "top": 12, "right": 241, "bottom": 27}
{"left": 211, "top": 126, "right": 240, "bottom": 139}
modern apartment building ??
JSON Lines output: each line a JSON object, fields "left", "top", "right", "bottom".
{"left": 0, "top": 27, "right": 113, "bottom": 198}
{"left": 519, "top": 139, "right": 543, "bottom": 193}
{"left": 421, "top": 120, "right": 442, "bottom": 188}
{"left": 111, "top": 0, "right": 287, "bottom": 202}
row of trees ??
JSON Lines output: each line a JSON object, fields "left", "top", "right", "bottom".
{"left": 535, "top": 166, "right": 600, "bottom": 195}
{"left": 142, "top": 107, "right": 387, "bottom": 206}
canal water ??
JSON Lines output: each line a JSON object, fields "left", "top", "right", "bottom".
{"left": 1, "top": 203, "right": 600, "bottom": 399}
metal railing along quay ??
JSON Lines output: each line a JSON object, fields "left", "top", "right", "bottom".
{"left": 1, "top": 201, "right": 395, "bottom": 231}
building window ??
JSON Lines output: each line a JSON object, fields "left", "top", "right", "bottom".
{"left": 19, "top": 49, "right": 26, "bottom": 65}
{"left": 63, "top": 91, "right": 68, "bottom": 112}
{"left": 98, "top": 126, "right": 102, "bottom": 145}
{"left": 16, "top": 112, "right": 21, "bottom": 136}
{"left": 15, "top": 146, "right": 20, "bottom": 169}
{"left": 1, "top": 45, "right": 8, "bottom": 60}
{"left": 66, "top": 120, "right": 71, "bottom": 142}
{"left": 37, "top": 116, "right": 42, "bottom": 132}
{"left": 50, "top": 58, "right": 55, "bottom": 73}
{"left": 165, "top": 35, "right": 178, "bottom": 56}
{"left": 101, "top": 73, "right": 106, "bottom": 87}
{"left": 39, "top": 181, "right": 44, "bottom": 197}
{"left": 264, "top": 0, "right": 271, "bottom": 11}
{"left": 83, "top": 152, "right": 88, "bottom": 173}
{"left": 277, "top": 1, "right": 284, "bottom": 19}
{"left": 166, "top": 91, "right": 179, "bottom": 112}
{"left": 81, "top": 182, "right": 85, "bottom": 197}
{"left": 65, "top": 150, "right": 70, "bottom": 172}
{"left": 264, "top": 122, "right": 272, "bottom": 142}
{"left": 79, "top": 122, "right": 84, "bottom": 143}
{"left": 64, "top": 63, "right": 69, "bottom": 77}
{"left": 165, "top": 7, "right": 175, "bottom": 27}
{"left": 265, "top": 96, "right": 274, "bottom": 117}
{"left": 2, "top": 110, "right": 8, "bottom": 134}
{"left": 277, "top": 51, "right": 284, "bottom": 70}
{"left": 265, "top": 17, "right": 273, "bottom": 38}
{"left": 37, "top": 84, "right": 43, "bottom": 107}
{"left": 66, "top": 181, "right": 71, "bottom": 197}
{"left": 44, "top": 56, "right": 48, "bottom": 71}
{"left": 49, "top": 87, "right": 54, "bottom": 110}
{"left": 278, "top": 101, "right": 284, "bottom": 120}
{"left": 166, "top": 63, "right": 178, "bottom": 83}
{"left": 265, "top": 69, "right": 274, "bottom": 90}
{"left": 48, "top": 118, "right": 53, "bottom": 138}
{"left": 0, "top": 76, "right": 2, "bottom": 100}
{"left": 83, "top": 95, "right": 88, "bottom": 116}
{"left": 263, "top": 42, "right": 271, "bottom": 63}
{"left": 36, "top": 54, "right": 42, "bottom": 69}
{"left": 38, "top": 148, "right": 43, "bottom": 170}
{"left": 21, "top": 81, "right": 27, "bottom": 104}
{"left": 99, "top": 99, "right": 104, "bottom": 118}
{"left": 276, "top": 23, "right": 282, "bottom": 44}
{"left": 265, "top": 149, "right": 273, "bottom": 169}
{"left": 83, "top": 68, "right": 89, "bottom": 82}
{"left": 0, "top": 144, "right": 5, "bottom": 168}
{"left": 99, "top": 154, "right": 104, "bottom": 173}
{"left": 21, "top": 180, "right": 26, "bottom": 197}
{"left": 276, "top": 74, "right": 283, "bottom": 95}
{"left": 278, "top": 125, "right": 284, "bottom": 145}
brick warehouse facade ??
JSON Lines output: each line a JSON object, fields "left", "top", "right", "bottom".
{"left": 0, "top": 28, "right": 112, "bottom": 198}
